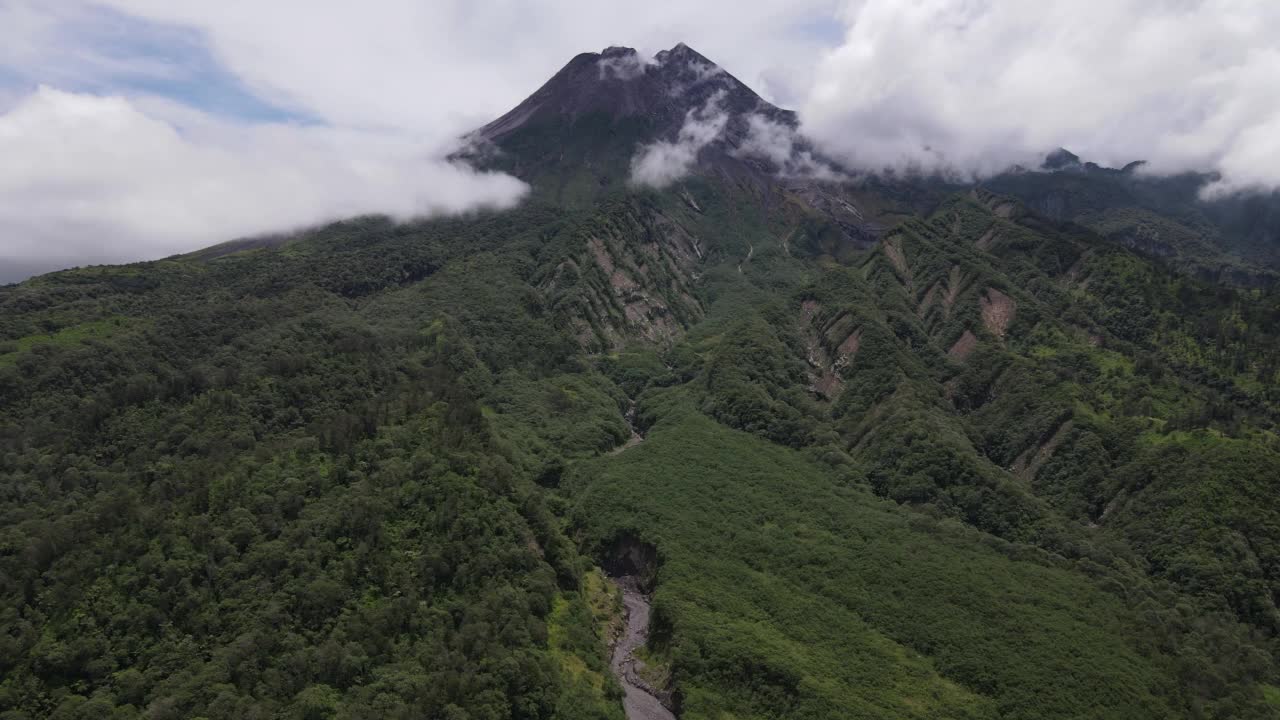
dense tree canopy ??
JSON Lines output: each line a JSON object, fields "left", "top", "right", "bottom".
{"left": 3, "top": 175, "right": 1280, "bottom": 719}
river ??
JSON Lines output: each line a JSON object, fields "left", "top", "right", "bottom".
{"left": 609, "top": 576, "right": 676, "bottom": 720}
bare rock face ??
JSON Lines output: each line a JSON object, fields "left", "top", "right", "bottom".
{"left": 948, "top": 330, "right": 979, "bottom": 360}
{"left": 980, "top": 288, "right": 1016, "bottom": 339}
{"left": 800, "top": 300, "right": 864, "bottom": 401}
{"left": 476, "top": 43, "right": 795, "bottom": 149}
{"left": 540, "top": 203, "right": 705, "bottom": 351}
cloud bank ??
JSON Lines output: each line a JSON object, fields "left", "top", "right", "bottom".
{"left": 802, "top": 0, "right": 1280, "bottom": 190}
{"left": 734, "top": 115, "right": 844, "bottom": 181}
{"left": 0, "top": 87, "right": 527, "bottom": 266}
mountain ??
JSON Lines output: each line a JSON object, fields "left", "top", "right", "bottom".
{"left": 4, "top": 43, "right": 1280, "bottom": 720}
{"left": 477, "top": 43, "right": 795, "bottom": 149}
{"left": 985, "top": 151, "right": 1280, "bottom": 287}
{"left": 467, "top": 44, "right": 797, "bottom": 191}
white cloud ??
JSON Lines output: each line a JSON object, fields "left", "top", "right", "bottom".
{"left": 598, "top": 51, "right": 651, "bottom": 81}
{"left": 802, "top": 0, "right": 1280, "bottom": 186}
{"left": 1209, "top": 114, "right": 1280, "bottom": 196}
{"left": 0, "top": 2, "right": 201, "bottom": 95}
{"left": 91, "top": 0, "right": 840, "bottom": 134}
{"left": 630, "top": 93, "right": 729, "bottom": 188}
{"left": 0, "top": 86, "right": 526, "bottom": 264}
{"left": 734, "top": 114, "right": 844, "bottom": 181}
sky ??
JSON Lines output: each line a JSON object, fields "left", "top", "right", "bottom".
{"left": 1, "top": 0, "right": 1279, "bottom": 282}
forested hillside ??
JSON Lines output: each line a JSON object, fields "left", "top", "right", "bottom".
{"left": 983, "top": 153, "right": 1280, "bottom": 288}
{"left": 3, "top": 43, "right": 1280, "bottom": 720}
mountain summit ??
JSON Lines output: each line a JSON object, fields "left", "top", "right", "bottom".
{"left": 465, "top": 43, "right": 835, "bottom": 202}
{"left": 478, "top": 43, "right": 794, "bottom": 146}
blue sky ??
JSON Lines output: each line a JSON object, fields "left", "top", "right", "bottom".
{"left": 0, "top": 3, "right": 309, "bottom": 123}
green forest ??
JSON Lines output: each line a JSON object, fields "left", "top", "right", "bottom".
{"left": 4, "top": 154, "right": 1280, "bottom": 718}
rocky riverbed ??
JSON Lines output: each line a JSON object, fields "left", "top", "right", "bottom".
{"left": 609, "top": 576, "right": 675, "bottom": 720}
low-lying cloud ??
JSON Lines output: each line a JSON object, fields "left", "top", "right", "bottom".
{"left": 0, "top": 86, "right": 527, "bottom": 270}
{"left": 734, "top": 114, "right": 844, "bottom": 181}
{"left": 630, "top": 92, "right": 729, "bottom": 188}
{"left": 597, "top": 52, "right": 650, "bottom": 80}
{"left": 802, "top": 0, "right": 1280, "bottom": 191}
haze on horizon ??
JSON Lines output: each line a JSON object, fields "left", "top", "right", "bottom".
{"left": 2, "top": 0, "right": 1279, "bottom": 282}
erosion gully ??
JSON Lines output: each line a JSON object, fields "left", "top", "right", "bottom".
{"left": 609, "top": 576, "right": 675, "bottom": 720}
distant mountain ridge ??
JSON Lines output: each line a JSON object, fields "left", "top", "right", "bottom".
{"left": 988, "top": 149, "right": 1280, "bottom": 286}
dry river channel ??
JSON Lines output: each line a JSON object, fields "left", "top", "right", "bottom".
{"left": 609, "top": 576, "right": 675, "bottom": 720}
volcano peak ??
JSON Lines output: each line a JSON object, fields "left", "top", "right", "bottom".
{"left": 475, "top": 42, "right": 785, "bottom": 144}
